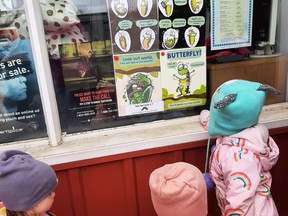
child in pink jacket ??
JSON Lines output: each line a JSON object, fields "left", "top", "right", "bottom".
{"left": 200, "top": 79, "right": 280, "bottom": 216}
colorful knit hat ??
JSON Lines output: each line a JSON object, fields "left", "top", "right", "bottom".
{"left": 208, "top": 79, "right": 280, "bottom": 137}
{"left": 0, "top": 150, "right": 58, "bottom": 211}
{"left": 149, "top": 162, "right": 207, "bottom": 216}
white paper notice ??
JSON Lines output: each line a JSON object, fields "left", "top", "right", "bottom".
{"left": 210, "top": 0, "right": 253, "bottom": 50}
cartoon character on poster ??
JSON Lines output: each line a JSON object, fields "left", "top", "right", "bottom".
{"left": 162, "top": 28, "right": 179, "bottom": 49}
{"left": 111, "top": 0, "right": 128, "bottom": 18}
{"left": 123, "top": 73, "right": 154, "bottom": 104}
{"left": 189, "top": 0, "right": 204, "bottom": 14}
{"left": 137, "top": 0, "right": 153, "bottom": 17}
{"left": 115, "top": 30, "right": 131, "bottom": 52}
{"left": 173, "top": 62, "right": 195, "bottom": 97}
{"left": 184, "top": 27, "right": 200, "bottom": 47}
{"left": 159, "top": 0, "right": 174, "bottom": 17}
{"left": 140, "top": 28, "right": 155, "bottom": 51}
{"left": 114, "top": 52, "right": 163, "bottom": 116}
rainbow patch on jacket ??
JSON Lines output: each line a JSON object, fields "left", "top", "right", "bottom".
{"left": 259, "top": 173, "right": 268, "bottom": 182}
{"left": 225, "top": 208, "right": 244, "bottom": 216}
{"left": 260, "top": 149, "right": 269, "bottom": 158}
{"left": 234, "top": 147, "right": 248, "bottom": 161}
{"left": 230, "top": 138, "right": 245, "bottom": 147}
{"left": 258, "top": 183, "right": 272, "bottom": 199}
{"left": 231, "top": 172, "right": 251, "bottom": 190}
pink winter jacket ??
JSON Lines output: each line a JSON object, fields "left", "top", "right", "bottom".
{"left": 209, "top": 124, "right": 279, "bottom": 216}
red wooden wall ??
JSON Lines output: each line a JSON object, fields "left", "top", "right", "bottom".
{"left": 50, "top": 127, "right": 288, "bottom": 216}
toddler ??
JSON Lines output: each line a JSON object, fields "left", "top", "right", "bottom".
{"left": 200, "top": 79, "right": 280, "bottom": 215}
{"left": 0, "top": 150, "right": 58, "bottom": 216}
{"left": 149, "top": 162, "right": 207, "bottom": 216}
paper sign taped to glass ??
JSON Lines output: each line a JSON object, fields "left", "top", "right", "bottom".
{"left": 160, "top": 47, "right": 207, "bottom": 110}
{"left": 113, "top": 51, "right": 164, "bottom": 117}
{"left": 59, "top": 42, "right": 118, "bottom": 129}
{"left": 0, "top": 40, "right": 47, "bottom": 144}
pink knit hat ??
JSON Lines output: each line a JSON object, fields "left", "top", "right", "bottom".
{"left": 149, "top": 162, "right": 207, "bottom": 216}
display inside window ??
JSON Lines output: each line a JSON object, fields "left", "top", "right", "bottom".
{"left": 42, "top": 0, "right": 207, "bottom": 134}
{"left": 0, "top": 1, "right": 47, "bottom": 144}
{"left": 210, "top": 0, "right": 253, "bottom": 51}
{"left": 250, "top": 0, "right": 280, "bottom": 57}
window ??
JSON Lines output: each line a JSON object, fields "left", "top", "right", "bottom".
{"left": 0, "top": 0, "right": 47, "bottom": 144}
{"left": 0, "top": 0, "right": 287, "bottom": 146}
{"left": 40, "top": 0, "right": 208, "bottom": 136}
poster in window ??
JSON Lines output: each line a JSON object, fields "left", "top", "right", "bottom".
{"left": 59, "top": 42, "right": 118, "bottom": 127}
{"left": 158, "top": 0, "right": 206, "bottom": 50}
{"left": 160, "top": 47, "right": 206, "bottom": 110}
{"left": 107, "top": 0, "right": 159, "bottom": 54}
{"left": 113, "top": 51, "right": 163, "bottom": 116}
{"left": 210, "top": 0, "right": 253, "bottom": 50}
{"left": 0, "top": 40, "right": 47, "bottom": 143}
{"left": 106, "top": 0, "right": 207, "bottom": 117}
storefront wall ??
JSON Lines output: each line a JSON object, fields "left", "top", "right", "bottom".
{"left": 0, "top": 0, "right": 288, "bottom": 215}
{"left": 49, "top": 126, "right": 288, "bottom": 216}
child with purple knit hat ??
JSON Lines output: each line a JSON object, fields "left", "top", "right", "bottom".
{"left": 0, "top": 150, "right": 58, "bottom": 216}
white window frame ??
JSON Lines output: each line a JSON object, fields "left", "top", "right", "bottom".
{"left": 24, "top": 0, "right": 62, "bottom": 146}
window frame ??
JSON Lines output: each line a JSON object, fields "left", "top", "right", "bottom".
{"left": 24, "top": 0, "right": 62, "bottom": 146}
{"left": 0, "top": 0, "right": 285, "bottom": 152}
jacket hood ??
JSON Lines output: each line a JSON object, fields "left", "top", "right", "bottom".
{"left": 228, "top": 124, "right": 279, "bottom": 171}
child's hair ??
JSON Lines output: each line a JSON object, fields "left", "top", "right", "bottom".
{"left": 6, "top": 210, "right": 28, "bottom": 216}
{"left": 149, "top": 162, "right": 207, "bottom": 216}
{"left": 0, "top": 150, "right": 58, "bottom": 213}
{"left": 5, "top": 210, "right": 55, "bottom": 216}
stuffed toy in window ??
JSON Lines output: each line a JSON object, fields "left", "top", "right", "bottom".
{"left": 40, "top": 0, "right": 87, "bottom": 58}
{"left": 0, "top": 0, "right": 87, "bottom": 59}
{"left": 0, "top": 10, "right": 28, "bottom": 41}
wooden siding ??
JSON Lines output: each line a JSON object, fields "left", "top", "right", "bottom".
{"left": 50, "top": 127, "right": 288, "bottom": 216}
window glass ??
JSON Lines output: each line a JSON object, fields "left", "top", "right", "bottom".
{"left": 0, "top": 0, "right": 47, "bottom": 144}
{"left": 0, "top": 0, "right": 286, "bottom": 145}
{"left": 39, "top": 0, "right": 287, "bottom": 136}
{"left": 43, "top": 0, "right": 208, "bottom": 134}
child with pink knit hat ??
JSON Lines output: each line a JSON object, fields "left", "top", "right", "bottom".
{"left": 149, "top": 162, "right": 207, "bottom": 216}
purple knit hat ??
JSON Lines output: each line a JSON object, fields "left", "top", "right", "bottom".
{"left": 0, "top": 150, "right": 58, "bottom": 211}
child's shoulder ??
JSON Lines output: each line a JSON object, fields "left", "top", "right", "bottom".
{"left": 0, "top": 202, "right": 6, "bottom": 216}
